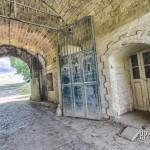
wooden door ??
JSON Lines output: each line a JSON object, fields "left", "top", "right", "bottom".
{"left": 141, "top": 51, "right": 150, "bottom": 111}
{"left": 130, "top": 50, "right": 150, "bottom": 111}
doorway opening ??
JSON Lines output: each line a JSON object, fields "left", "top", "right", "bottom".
{"left": 0, "top": 56, "right": 31, "bottom": 104}
{"left": 0, "top": 45, "right": 47, "bottom": 103}
{"left": 109, "top": 43, "right": 150, "bottom": 127}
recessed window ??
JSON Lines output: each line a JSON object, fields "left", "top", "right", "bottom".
{"left": 47, "top": 73, "right": 54, "bottom": 91}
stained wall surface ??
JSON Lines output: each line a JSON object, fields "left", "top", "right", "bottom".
{"left": 0, "top": 0, "right": 150, "bottom": 117}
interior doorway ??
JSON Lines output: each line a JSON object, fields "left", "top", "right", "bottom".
{"left": 109, "top": 44, "right": 150, "bottom": 127}
{"left": 109, "top": 43, "right": 150, "bottom": 116}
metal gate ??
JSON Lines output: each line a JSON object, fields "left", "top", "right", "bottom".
{"left": 58, "top": 16, "right": 101, "bottom": 119}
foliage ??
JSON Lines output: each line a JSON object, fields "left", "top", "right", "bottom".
{"left": 10, "top": 56, "right": 31, "bottom": 82}
{"left": 16, "top": 82, "right": 31, "bottom": 96}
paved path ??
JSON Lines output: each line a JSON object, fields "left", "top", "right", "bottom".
{"left": 0, "top": 83, "right": 29, "bottom": 104}
{"left": 0, "top": 84, "right": 20, "bottom": 97}
{"left": 0, "top": 84, "right": 150, "bottom": 150}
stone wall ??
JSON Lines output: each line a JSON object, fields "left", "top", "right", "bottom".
{"left": 38, "top": 0, "right": 150, "bottom": 37}
{"left": 95, "top": 12, "right": 150, "bottom": 118}
{"left": 94, "top": 0, "right": 150, "bottom": 36}
{"left": 44, "top": 11, "right": 150, "bottom": 118}
{"left": 2, "top": 0, "right": 150, "bottom": 37}
{"left": 45, "top": 48, "right": 59, "bottom": 104}
{"left": 0, "top": 0, "right": 150, "bottom": 118}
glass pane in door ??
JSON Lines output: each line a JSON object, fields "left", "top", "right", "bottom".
{"left": 143, "top": 51, "right": 150, "bottom": 78}
{"left": 60, "top": 56, "right": 71, "bottom": 84}
{"left": 71, "top": 53, "right": 83, "bottom": 83}
{"left": 143, "top": 51, "right": 150, "bottom": 65}
{"left": 132, "top": 67, "right": 140, "bottom": 79}
{"left": 62, "top": 86, "right": 73, "bottom": 112}
{"left": 145, "top": 66, "right": 150, "bottom": 78}
{"left": 73, "top": 85, "right": 84, "bottom": 112}
{"left": 131, "top": 54, "right": 140, "bottom": 79}
{"left": 131, "top": 54, "right": 139, "bottom": 67}
{"left": 83, "top": 53, "right": 97, "bottom": 82}
{"left": 86, "top": 84, "right": 99, "bottom": 113}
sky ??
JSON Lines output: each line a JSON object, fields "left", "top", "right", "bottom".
{"left": 0, "top": 57, "right": 24, "bottom": 85}
{"left": 0, "top": 57, "right": 15, "bottom": 74}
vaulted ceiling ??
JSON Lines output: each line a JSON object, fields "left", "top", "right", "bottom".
{"left": 0, "top": 0, "right": 150, "bottom": 63}
{"left": 50, "top": 0, "right": 150, "bottom": 35}
{"left": 1, "top": 0, "right": 150, "bottom": 35}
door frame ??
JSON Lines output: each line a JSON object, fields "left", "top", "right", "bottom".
{"left": 129, "top": 49, "right": 150, "bottom": 111}
{"left": 140, "top": 49, "right": 150, "bottom": 111}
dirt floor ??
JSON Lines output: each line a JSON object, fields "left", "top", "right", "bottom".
{"left": 0, "top": 84, "right": 150, "bottom": 150}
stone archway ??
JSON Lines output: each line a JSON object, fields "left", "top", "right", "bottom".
{"left": 0, "top": 44, "right": 47, "bottom": 101}
{"left": 109, "top": 43, "right": 150, "bottom": 116}
{"left": 98, "top": 25, "right": 150, "bottom": 118}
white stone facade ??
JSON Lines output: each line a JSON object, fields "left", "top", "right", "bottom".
{"left": 96, "top": 12, "right": 150, "bottom": 118}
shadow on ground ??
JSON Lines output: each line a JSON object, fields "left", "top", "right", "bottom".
{"left": 0, "top": 84, "right": 150, "bottom": 150}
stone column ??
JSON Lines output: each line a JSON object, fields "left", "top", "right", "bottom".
{"left": 30, "top": 69, "right": 41, "bottom": 101}
{"left": 30, "top": 57, "right": 41, "bottom": 101}
{"left": 56, "top": 49, "right": 63, "bottom": 116}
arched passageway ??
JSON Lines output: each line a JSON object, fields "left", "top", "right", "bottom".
{"left": 0, "top": 44, "right": 47, "bottom": 101}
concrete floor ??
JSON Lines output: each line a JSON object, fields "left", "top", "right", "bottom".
{"left": 116, "top": 111, "right": 150, "bottom": 128}
{"left": 0, "top": 84, "right": 150, "bottom": 150}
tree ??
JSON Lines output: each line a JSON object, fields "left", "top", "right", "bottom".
{"left": 10, "top": 56, "right": 31, "bottom": 82}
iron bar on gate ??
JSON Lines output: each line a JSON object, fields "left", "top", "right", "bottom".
{"left": 0, "top": 14, "right": 58, "bottom": 31}
{"left": 58, "top": 16, "right": 101, "bottom": 119}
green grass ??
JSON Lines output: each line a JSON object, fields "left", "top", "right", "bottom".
{"left": 16, "top": 82, "right": 31, "bottom": 96}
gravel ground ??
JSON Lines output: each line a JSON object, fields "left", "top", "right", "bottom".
{"left": 0, "top": 84, "right": 150, "bottom": 150}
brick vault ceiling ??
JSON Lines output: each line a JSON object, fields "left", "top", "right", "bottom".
{"left": 0, "top": 0, "right": 149, "bottom": 60}
{"left": 40, "top": 0, "right": 150, "bottom": 35}
{"left": 0, "top": 0, "right": 150, "bottom": 35}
